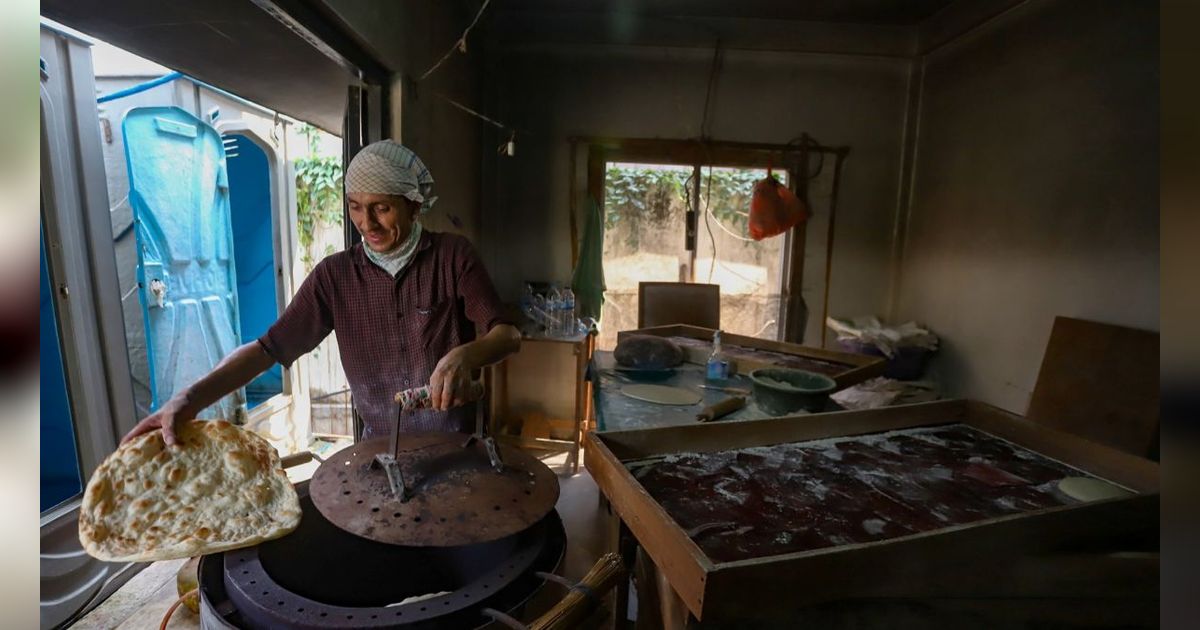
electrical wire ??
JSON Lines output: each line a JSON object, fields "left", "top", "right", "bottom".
{"left": 705, "top": 208, "right": 756, "bottom": 242}
{"left": 419, "top": 0, "right": 493, "bottom": 82}
{"left": 159, "top": 588, "right": 197, "bottom": 630}
{"left": 699, "top": 39, "right": 724, "bottom": 139}
{"left": 703, "top": 165, "right": 717, "bottom": 283}
{"left": 698, "top": 167, "right": 763, "bottom": 287}
{"left": 786, "top": 135, "right": 827, "bottom": 179}
{"left": 435, "top": 92, "right": 506, "bottom": 129}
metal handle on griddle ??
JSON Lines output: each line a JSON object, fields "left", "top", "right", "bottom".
{"left": 375, "top": 380, "right": 499, "bottom": 502}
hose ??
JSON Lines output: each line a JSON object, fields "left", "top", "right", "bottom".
{"left": 159, "top": 588, "right": 197, "bottom": 630}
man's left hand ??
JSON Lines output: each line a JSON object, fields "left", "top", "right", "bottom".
{"left": 429, "top": 347, "right": 472, "bottom": 411}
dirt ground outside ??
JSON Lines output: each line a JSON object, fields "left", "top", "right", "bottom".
{"left": 598, "top": 164, "right": 786, "bottom": 350}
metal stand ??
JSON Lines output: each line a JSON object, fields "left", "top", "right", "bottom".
{"left": 372, "top": 400, "right": 412, "bottom": 501}
{"left": 463, "top": 398, "right": 505, "bottom": 473}
{"left": 372, "top": 390, "right": 505, "bottom": 502}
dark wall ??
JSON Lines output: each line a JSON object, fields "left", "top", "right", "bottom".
{"left": 894, "top": 0, "right": 1159, "bottom": 412}
{"left": 322, "top": 0, "right": 486, "bottom": 243}
{"left": 481, "top": 35, "right": 912, "bottom": 334}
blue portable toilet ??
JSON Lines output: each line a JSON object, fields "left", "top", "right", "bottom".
{"left": 122, "top": 105, "right": 249, "bottom": 420}
{"left": 224, "top": 131, "right": 284, "bottom": 406}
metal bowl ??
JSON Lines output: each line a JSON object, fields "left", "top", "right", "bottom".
{"left": 748, "top": 367, "right": 837, "bottom": 415}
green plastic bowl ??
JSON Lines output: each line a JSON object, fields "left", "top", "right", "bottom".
{"left": 749, "top": 367, "right": 837, "bottom": 415}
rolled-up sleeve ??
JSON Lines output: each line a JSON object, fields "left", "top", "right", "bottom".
{"left": 258, "top": 260, "right": 334, "bottom": 368}
{"left": 453, "top": 238, "right": 512, "bottom": 335}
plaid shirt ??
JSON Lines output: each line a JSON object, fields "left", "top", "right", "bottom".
{"left": 258, "top": 231, "right": 510, "bottom": 438}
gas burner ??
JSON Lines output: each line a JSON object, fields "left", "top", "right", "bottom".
{"left": 199, "top": 483, "right": 566, "bottom": 629}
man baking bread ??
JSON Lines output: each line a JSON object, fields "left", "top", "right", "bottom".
{"left": 123, "top": 141, "right": 520, "bottom": 446}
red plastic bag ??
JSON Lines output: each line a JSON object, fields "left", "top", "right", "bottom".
{"left": 749, "top": 171, "right": 808, "bottom": 240}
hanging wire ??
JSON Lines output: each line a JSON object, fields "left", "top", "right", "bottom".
{"left": 419, "top": 0, "right": 493, "bottom": 82}
{"left": 700, "top": 165, "right": 763, "bottom": 287}
{"left": 787, "top": 135, "right": 827, "bottom": 179}
{"left": 706, "top": 207, "right": 757, "bottom": 242}
{"left": 703, "top": 165, "right": 717, "bottom": 283}
{"left": 435, "top": 92, "right": 506, "bottom": 129}
{"left": 419, "top": 0, "right": 519, "bottom": 144}
{"left": 699, "top": 39, "right": 724, "bottom": 139}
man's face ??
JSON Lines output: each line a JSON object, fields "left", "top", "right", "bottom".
{"left": 347, "top": 193, "right": 418, "bottom": 252}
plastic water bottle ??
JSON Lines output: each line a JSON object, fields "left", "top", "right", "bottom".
{"left": 520, "top": 284, "right": 534, "bottom": 318}
{"left": 562, "top": 288, "right": 576, "bottom": 337}
{"left": 532, "top": 293, "right": 548, "bottom": 333}
{"left": 546, "top": 289, "right": 562, "bottom": 337}
{"left": 706, "top": 330, "right": 731, "bottom": 382}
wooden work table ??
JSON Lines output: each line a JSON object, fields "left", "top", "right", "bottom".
{"left": 591, "top": 351, "right": 821, "bottom": 432}
{"left": 586, "top": 400, "right": 1160, "bottom": 629}
{"left": 591, "top": 325, "right": 885, "bottom": 433}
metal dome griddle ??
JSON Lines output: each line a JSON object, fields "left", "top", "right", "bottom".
{"left": 199, "top": 486, "right": 567, "bottom": 629}
{"left": 310, "top": 433, "right": 559, "bottom": 547}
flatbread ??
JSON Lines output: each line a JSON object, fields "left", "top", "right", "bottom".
{"left": 1057, "top": 476, "right": 1133, "bottom": 502}
{"left": 621, "top": 384, "right": 702, "bottom": 406}
{"left": 79, "top": 420, "right": 301, "bottom": 562}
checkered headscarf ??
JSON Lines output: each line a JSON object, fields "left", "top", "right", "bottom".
{"left": 344, "top": 140, "right": 438, "bottom": 214}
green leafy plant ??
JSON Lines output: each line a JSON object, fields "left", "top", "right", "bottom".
{"left": 603, "top": 165, "right": 765, "bottom": 249}
{"left": 295, "top": 124, "right": 343, "bottom": 270}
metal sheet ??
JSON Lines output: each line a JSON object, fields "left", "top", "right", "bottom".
{"left": 311, "top": 434, "right": 560, "bottom": 546}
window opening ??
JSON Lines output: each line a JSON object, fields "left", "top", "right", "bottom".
{"left": 598, "top": 161, "right": 788, "bottom": 350}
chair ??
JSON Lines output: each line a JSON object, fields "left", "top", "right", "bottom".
{"left": 637, "top": 282, "right": 721, "bottom": 329}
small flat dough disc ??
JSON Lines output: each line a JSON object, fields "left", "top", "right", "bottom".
{"left": 621, "top": 384, "right": 702, "bottom": 406}
{"left": 1058, "top": 476, "right": 1133, "bottom": 502}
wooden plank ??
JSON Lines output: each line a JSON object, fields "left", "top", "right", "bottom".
{"left": 1026, "top": 316, "right": 1160, "bottom": 459}
{"left": 73, "top": 559, "right": 191, "bottom": 629}
{"left": 584, "top": 432, "right": 715, "bottom": 617}
{"left": 568, "top": 136, "right": 846, "bottom": 171}
{"left": 596, "top": 399, "right": 967, "bottom": 460}
{"left": 965, "top": 401, "right": 1160, "bottom": 493}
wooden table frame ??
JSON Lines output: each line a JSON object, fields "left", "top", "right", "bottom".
{"left": 489, "top": 334, "right": 597, "bottom": 473}
{"left": 585, "top": 399, "right": 1159, "bottom": 624}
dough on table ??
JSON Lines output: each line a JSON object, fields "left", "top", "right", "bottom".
{"left": 621, "top": 384, "right": 702, "bottom": 406}
{"left": 1057, "top": 476, "right": 1133, "bottom": 502}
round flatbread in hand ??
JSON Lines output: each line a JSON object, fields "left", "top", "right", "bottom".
{"left": 79, "top": 420, "right": 301, "bottom": 562}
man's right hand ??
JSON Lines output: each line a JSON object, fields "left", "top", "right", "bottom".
{"left": 121, "top": 394, "right": 194, "bottom": 448}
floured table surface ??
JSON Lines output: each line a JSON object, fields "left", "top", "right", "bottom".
{"left": 630, "top": 424, "right": 1127, "bottom": 563}
{"left": 311, "top": 434, "right": 559, "bottom": 546}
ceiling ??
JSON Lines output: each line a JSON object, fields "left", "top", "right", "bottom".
{"left": 497, "top": 0, "right": 957, "bottom": 26}
{"left": 40, "top": 0, "right": 354, "bottom": 133}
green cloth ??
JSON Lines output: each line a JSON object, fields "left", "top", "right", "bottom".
{"left": 570, "top": 197, "right": 606, "bottom": 321}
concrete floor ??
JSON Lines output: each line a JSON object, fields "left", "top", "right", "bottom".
{"left": 538, "top": 451, "right": 610, "bottom": 582}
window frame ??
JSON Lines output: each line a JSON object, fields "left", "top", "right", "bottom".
{"left": 577, "top": 137, "right": 814, "bottom": 343}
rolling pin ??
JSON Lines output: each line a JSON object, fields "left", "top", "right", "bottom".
{"left": 696, "top": 395, "right": 746, "bottom": 422}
